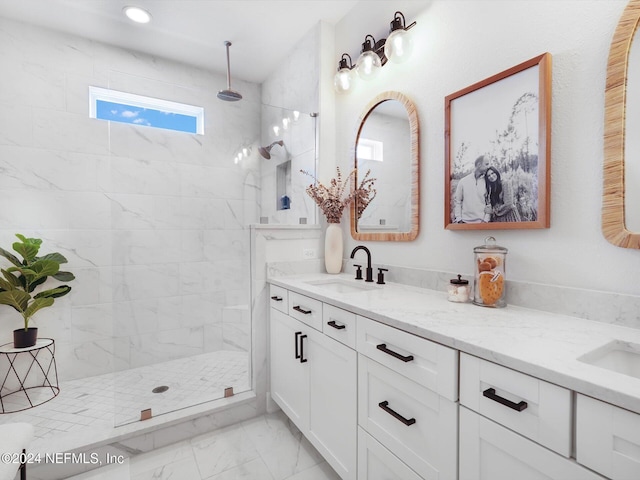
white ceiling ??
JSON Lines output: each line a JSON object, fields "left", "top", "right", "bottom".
{"left": 0, "top": 0, "right": 359, "bottom": 84}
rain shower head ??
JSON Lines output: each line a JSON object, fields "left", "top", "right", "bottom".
{"left": 258, "top": 140, "right": 284, "bottom": 159}
{"left": 217, "top": 41, "right": 242, "bottom": 102}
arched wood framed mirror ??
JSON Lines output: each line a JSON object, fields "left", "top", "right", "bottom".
{"left": 603, "top": 0, "right": 640, "bottom": 248}
{"left": 350, "top": 91, "right": 420, "bottom": 241}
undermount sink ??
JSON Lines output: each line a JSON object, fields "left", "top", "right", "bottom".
{"left": 305, "top": 278, "right": 378, "bottom": 294}
{"left": 578, "top": 340, "right": 640, "bottom": 380}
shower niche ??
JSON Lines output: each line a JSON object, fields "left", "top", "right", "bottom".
{"left": 259, "top": 104, "right": 317, "bottom": 224}
{"left": 277, "top": 160, "right": 292, "bottom": 211}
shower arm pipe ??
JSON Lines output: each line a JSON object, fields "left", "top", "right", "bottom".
{"left": 224, "top": 41, "right": 232, "bottom": 89}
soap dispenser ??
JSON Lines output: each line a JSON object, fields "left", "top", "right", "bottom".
{"left": 473, "top": 236, "right": 508, "bottom": 308}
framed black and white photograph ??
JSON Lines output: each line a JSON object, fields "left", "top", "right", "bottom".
{"left": 444, "top": 53, "right": 552, "bottom": 230}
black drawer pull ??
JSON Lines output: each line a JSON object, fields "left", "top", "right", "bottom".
{"left": 293, "top": 305, "right": 312, "bottom": 315}
{"left": 294, "top": 331, "right": 302, "bottom": 359}
{"left": 271, "top": 295, "right": 283, "bottom": 301}
{"left": 378, "top": 401, "right": 416, "bottom": 426}
{"left": 376, "top": 343, "right": 414, "bottom": 362}
{"left": 327, "top": 320, "right": 346, "bottom": 330}
{"left": 483, "top": 388, "right": 528, "bottom": 412}
{"left": 300, "top": 335, "right": 308, "bottom": 363}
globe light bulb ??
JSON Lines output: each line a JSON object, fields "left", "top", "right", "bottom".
{"left": 334, "top": 67, "right": 355, "bottom": 93}
{"left": 384, "top": 28, "right": 413, "bottom": 64}
{"left": 356, "top": 50, "right": 381, "bottom": 80}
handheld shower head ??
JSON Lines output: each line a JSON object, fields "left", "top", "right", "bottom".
{"left": 217, "top": 41, "right": 242, "bottom": 102}
{"left": 258, "top": 140, "right": 284, "bottom": 159}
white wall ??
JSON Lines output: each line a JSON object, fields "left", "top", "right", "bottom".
{"left": 333, "top": 0, "right": 639, "bottom": 296}
{"left": 0, "top": 17, "right": 260, "bottom": 380}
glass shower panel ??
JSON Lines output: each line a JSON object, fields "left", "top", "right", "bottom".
{"left": 110, "top": 96, "right": 259, "bottom": 427}
{"left": 259, "top": 105, "right": 318, "bottom": 225}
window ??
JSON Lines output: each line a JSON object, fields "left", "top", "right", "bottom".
{"left": 89, "top": 86, "right": 204, "bottom": 134}
{"left": 357, "top": 138, "right": 384, "bottom": 162}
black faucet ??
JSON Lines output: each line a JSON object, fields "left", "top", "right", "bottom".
{"left": 350, "top": 245, "right": 373, "bottom": 282}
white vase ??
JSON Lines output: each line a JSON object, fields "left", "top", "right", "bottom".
{"left": 324, "top": 223, "right": 343, "bottom": 274}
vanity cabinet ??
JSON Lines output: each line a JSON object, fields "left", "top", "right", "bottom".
{"left": 269, "top": 288, "right": 357, "bottom": 480}
{"left": 576, "top": 393, "right": 640, "bottom": 479}
{"left": 357, "top": 316, "right": 458, "bottom": 480}
{"left": 459, "top": 353, "right": 603, "bottom": 480}
{"left": 269, "top": 279, "right": 632, "bottom": 480}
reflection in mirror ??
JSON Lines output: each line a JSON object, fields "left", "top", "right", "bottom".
{"left": 351, "top": 91, "right": 419, "bottom": 241}
{"left": 626, "top": 26, "right": 640, "bottom": 231}
{"left": 603, "top": 0, "right": 640, "bottom": 248}
{"left": 358, "top": 100, "right": 411, "bottom": 231}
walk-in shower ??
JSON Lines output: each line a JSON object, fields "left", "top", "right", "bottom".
{"left": 0, "top": 23, "right": 323, "bottom": 480}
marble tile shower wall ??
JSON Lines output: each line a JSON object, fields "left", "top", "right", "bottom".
{"left": 260, "top": 25, "right": 320, "bottom": 225}
{"left": 0, "top": 17, "right": 259, "bottom": 381}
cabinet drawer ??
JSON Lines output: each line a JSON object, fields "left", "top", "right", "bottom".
{"left": 356, "top": 316, "right": 458, "bottom": 401}
{"left": 357, "top": 427, "right": 422, "bottom": 480}
{"left": 358, "top": 354, "right": 457, "bottom": 480}
{"left": 460, "top": 353, "right": 571, "bottom": 457}
{"left": 288, "top": 291, "right": 322, "bottom": 330}
{"left": 323, "top": 304, "right": 356, "bottom": 349}
{"left": 576, "top": 394, "right": 640, "bottom": 480}
{"left": 460, "top": 407, "right": 604, "bottom": 480}
{"left": 269, "top": 285, "right": 288, "bottom": 313}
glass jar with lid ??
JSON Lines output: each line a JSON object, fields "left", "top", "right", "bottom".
{"left": 448, "top": 274, "right": 470, "bottom": 303}
{"left": 473, "top": 236, "right": 508, "bottom": 307}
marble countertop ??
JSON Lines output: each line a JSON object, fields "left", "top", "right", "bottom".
{"left": 269, "top": 273, "right": 640, "bottom": 415}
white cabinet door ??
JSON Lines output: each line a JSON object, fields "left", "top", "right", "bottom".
{"left": 270, "top": 308, "right": 309, "bottom": 431}
{"left": 357, "top": 427, "right": 423, "bottom": 480}
{"left": 308, "top": 328, "right": 357, "bottom": 480}
{"left": 358, "top": 355, "right": 457, "bottom": 480}
{"left": 576, "top": 393, "right": 640, "bottom": 480}
{"left": 357, "top": 316, "right": 458, "bottom": 401}
{"left": 460, "top": 353, "right": 571, "bottom": 457}
{"left": 460, "top": 407, "right": 604, "bottom": 480}
{"left": 271, "top": 306, "right": 357, "bottom": 480}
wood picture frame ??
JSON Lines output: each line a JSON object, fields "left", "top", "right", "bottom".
{"left": 445, "top": 53, "right": 552, "bottom": 230}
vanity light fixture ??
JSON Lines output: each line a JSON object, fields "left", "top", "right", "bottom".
{"left": 356, "top": 35, "right": 385, "bottom": 80}
{"left": 334, "top": 53, "right": 356, "bottom": 94}
{"left": 123, "top": 6, "right": 152, "bottom": 24}
{"left": 334, "top": 11, "right": 416, "bottom": 92}
{"left": 384, "top": 11, "right": 417, "bottom": 64}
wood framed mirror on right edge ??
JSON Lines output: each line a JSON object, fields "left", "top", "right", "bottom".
{"left": 603, "top": 0, "right": 640, "bottom": 248}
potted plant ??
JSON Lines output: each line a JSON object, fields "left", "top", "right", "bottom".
{"left": 0, "top": 234, "right": 75, "bottom": 348}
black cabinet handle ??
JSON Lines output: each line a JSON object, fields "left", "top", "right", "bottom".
{"left": 293, "top": 305, "right": 312, "bottom": 315}
{"left": 294, "top": 331, "right": 302, "bottom": 359}
{"left": 376, "top": 343, "right": 414, "bottom": 362}
{"left": 271, "top": 295, "right": 283, "bottom": 301}
{"left": 300, "top": 335, "right": 308, "bottom": 363}
{"left": 482, "top": 388, "right": 528, "bottom": 412}
{"left": 327, "top": 320, "right": 346, "bottom": 330}
{"left": 378, "top": 401, "right": 416, "bottom": 426}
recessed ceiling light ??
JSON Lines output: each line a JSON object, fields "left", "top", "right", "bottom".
{"left": 123, "top": 6, "right": 152, "bottom": 24}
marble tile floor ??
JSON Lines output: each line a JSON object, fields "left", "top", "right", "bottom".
{"left": 65, "top": 411, "right": 341, "bottom": 480}
{"left": 0, "top": 350, "right": 249, "bottom": 450}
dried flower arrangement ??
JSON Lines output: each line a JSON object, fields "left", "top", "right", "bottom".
{"left": 354, "top": 169, "right": 377, "bottom": 220}
{"left": 301, "top": 167, "right": 376, "bottom": 223}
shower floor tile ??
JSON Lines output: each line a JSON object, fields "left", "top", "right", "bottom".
{"left": 0, "top": 350, "right": 249, "bottom": 450}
